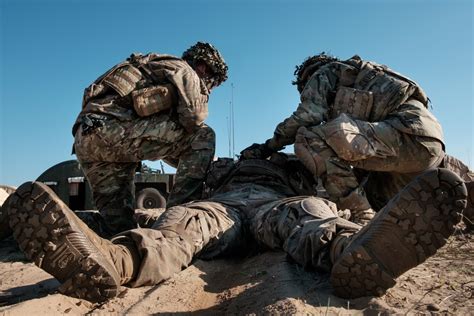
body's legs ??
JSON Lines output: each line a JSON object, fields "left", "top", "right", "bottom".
{"left": 124, "top": 201, "right": 243, "bottom": 287}
{"left": 4, "top": 182, "right": 243, "bottom": 301}
{"left": 250, "top": 196, "right": 361, "bottom": 272}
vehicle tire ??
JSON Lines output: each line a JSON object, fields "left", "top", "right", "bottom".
{"left": 136, "top": 188, "right": 166, "bottom": 209}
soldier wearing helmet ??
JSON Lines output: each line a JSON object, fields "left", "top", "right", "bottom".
{"left": 72, "top": 41, "right": 228, "bottom": 235}
{"left": 241, "top": 53, "right": 447, "bottom": 225}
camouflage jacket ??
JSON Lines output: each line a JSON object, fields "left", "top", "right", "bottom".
{"left": 73, "top": 53, "right": 209, "bottom": 134}
{"left": 267, "top": 56, "right": 444, "bottom": 151}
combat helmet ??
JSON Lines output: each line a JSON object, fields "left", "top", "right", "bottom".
{"left": 182, "top": 42, "right": 228, "bottom": 88}
{"left": 292, "top": 53, "right": 338, "bottom": 93}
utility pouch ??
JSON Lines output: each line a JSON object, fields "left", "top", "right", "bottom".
{"left": 332, "top": 86, "right": 373, "bottom": 120}
{"left": 103, "top": 65, "right": 142, "bottom": 97}
{"left": 82, "top": 83, "right": 109, "bottom": 108}
{"left": 132, "top": 84, "right": 178, "bottom": 117}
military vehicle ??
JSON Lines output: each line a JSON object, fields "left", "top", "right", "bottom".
{"left": 36, "top": 160, "right": 175, "bottom": 210}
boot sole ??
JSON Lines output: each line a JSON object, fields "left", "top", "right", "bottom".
{"left": 463, "top": 181, "right": 474, "bottom": 231}
{"left": 330, "top": 168, "right": 467, "bottom": 298}
{"left": 7, "top": 181, "right": 120, "bottom": 302}
{"left": 0, "top": 204, "right": 12, "bottom": 240}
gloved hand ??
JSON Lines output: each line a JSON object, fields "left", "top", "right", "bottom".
{"left": 240, "top": 142, "right": 274, "bottom": 160}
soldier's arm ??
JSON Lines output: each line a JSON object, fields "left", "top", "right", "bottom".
{"left": 162, "top": 62, "right": 209, "bottom": 133}
{"left": 266, "top": 65, "right": 339, "bottom": 151}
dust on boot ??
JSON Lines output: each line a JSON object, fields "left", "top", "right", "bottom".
{"left": 462, "top": 181, "right": 474, "bottom": 232}
{"left": 0, "top": 204, "right": 12, "bottom": 240}
{"left": 330, "top": 168, "right": 467, "bottom": 298}
{"left": 5, "top": 181, "right": 140, "bottom": 302}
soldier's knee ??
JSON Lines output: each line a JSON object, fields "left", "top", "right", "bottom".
{"left": 196, "top": 124, "right": 215, "bottom": 141}
{"left": 414, "top": 137, "right": 444, "bottom": 170}
{"left": 323, "top": 114, "right": 372, "bottom": 162}
{"left": 191, "top": 125, "right": 216, "bottom": 150}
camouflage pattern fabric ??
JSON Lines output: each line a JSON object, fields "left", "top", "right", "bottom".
{"left": 295, "top": 113, "right": 444, "bottom": 211}
{"left": 74, "top": 113, "right": 215, "bottom": 234}
{"left": 73, "top": 53, "right": 217, "bottom": 235}
{"left": 259, "top": 56, "right": 445, "bottom": 213}
{"left": 121, "top": 200, "right": 243, "bottom": 287}
{"left": 75, "top": 56, "right": 210, "bottom": 133}
{"left": 267, "top": 57, "right": 443, "bottom": 151}
{"left": 111, "top": 157, "right": 361, "bottom": 287}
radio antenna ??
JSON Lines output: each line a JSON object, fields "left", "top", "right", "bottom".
{"left": 231, "top": 83, "right": 235, "bottom": 159}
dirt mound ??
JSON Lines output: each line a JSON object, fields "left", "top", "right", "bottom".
{"left": 1, "top": 232, "right": 472, "bottom": 314}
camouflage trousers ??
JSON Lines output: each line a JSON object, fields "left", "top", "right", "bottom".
{"left": 118, "top": 184, "right": 360, "bottom": 287}
{"left": 74, "top": 113, "right": 215, "bottom": 233}
{"left": 294, "top": 113, "right": 444, "bottom": 211}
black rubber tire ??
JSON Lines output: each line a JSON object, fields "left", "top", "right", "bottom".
{"left": 136, "top": 188, "right": 166, "bottom": 209}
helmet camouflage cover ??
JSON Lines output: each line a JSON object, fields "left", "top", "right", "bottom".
{"left": 182, "top": 42, "right": 228, "bottom": 88}
{"left": 293, "top": 53, "right": 338, "bottom": 93}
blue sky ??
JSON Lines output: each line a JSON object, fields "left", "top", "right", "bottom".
{"left": 1, "top": 0, "right": 473, "bottom": 186}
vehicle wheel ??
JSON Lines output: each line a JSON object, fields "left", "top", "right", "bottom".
{"left": 136, "top": 188, "right": 166, "bottom": 209}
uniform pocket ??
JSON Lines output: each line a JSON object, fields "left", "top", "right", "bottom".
{"left": 332, "top": 86, "right": 373, "bottom": 120}
{"left": 132, "top": 84, "right": 178, "bottom": 117}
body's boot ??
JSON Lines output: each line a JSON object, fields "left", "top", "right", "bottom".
{"left": 5, "top": 181, "right": 140, "bottom": 302}
{"left": 330, "top": 168, "right": 467, "bottom": 299}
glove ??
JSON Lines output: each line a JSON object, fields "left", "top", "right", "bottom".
{"left": 240, "top": 142, "right": 274, "bottom": 160}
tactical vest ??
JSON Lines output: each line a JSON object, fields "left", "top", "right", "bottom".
{"left": 331, "top": 60, "right": 429, "bottom": 122}
{"left": 206, "top": 155, "right": 317, "bottom": 198}
{"left": 82, "top": 53, "right": 179, "bottom": 117}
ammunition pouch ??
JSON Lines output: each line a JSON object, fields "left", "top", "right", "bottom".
{"left": 102, "top": 64, "right": 143, "bottom": 97}
{"left": 132, "top": 84, "right": 178, "bottom": 117}
{"left": 332, "top": 86, "right": 373, "bottom": 121}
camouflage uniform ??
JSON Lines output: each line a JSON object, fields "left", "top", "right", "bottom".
{"left": 244, "top": 55, "right": 445, "bottom": 218}
{"left": 118, "top": 156, "right": 360, "bottom": 287}
{"left": 73, "top": 45, "right": 227, "bottom": 234}
{"left": 5, "top": 155, "right": 467, "bottom": 301}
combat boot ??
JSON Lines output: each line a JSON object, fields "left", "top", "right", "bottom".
{"left": 0, "top": 205, "right": 12, "bottom": 240}
{"left": 5, "top": 181, "right": 140, "bottom": 302}
{"left": 337, "top": 189, "right": 376, "bottom": 226}
{"left": 330, "top": 168, "right": 467, "bottom": 299}
{"left": 463, "top": 181, "right": 474, "bottom": 232}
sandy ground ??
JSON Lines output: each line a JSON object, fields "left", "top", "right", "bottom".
{"left": 0, "top": 188, "right": 473, "bottom": 315}
{"left": 0, "top": 231, "right": 472, "bottom": 315}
